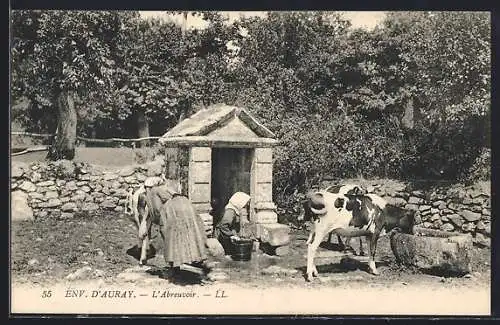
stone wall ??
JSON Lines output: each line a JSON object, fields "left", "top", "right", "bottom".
{"left": 11, "top": 160, "right": 491, "bottom": 248}
{"left": 11, "top": 158, "right": 166, "bottom": 221}
{"left": 321, "top": 179, "right": 491, "bottom": 247}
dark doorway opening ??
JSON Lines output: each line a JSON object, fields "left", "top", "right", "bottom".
{"left": 211, "top": 148, "right": 254, "bottom": 225}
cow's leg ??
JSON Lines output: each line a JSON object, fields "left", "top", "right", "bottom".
{"left": 328, "top": 232, "right": 333, "bottom": 244}
{"left": 306, "top": 234, "right": 321, "bottom": 281}
{"left": 358, "top": 237, "right": 365, "bottom": 256}
{"left": 366, "top": 229, "right": 382, "bottom": 275}
{"left": 306, "top": 221, "right": 329, "bottom": 281}
{"left": 306, "top": 229, "right": 314, "bottom": 244}
{"left": 343, "top": 236, "right": 354, "bottom": 253}
{"left": 336, "top": 234, "right": 346, "bottom": 250}
{"left": 139, "top": 236, "right": 149, "bottom": 265}
{"left": 137, "top": 202, "right": 150, "bottom": 265}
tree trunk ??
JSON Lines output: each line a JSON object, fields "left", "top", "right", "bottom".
{"left": 401, "top": 97, "right": 415, "bottom": 130}
{"left": 46, "top": 90, "right": 77, "bottom": 161}
{"left": 137, "top": 109, "right": 150, "bottom": 148}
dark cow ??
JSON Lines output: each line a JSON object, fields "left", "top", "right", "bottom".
{"left": 343, "top": 191, "right": 416, "bottom": 275}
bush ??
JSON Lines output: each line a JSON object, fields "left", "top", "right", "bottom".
{"left": 461, "top": 148, "right": 491, "bottom": 185}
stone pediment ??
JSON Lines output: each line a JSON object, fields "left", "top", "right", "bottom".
{"left": 159, "top": 104, "right": 277, "bottom": 147}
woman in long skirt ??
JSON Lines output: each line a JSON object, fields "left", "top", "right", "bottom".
{"left": 140, "top": 177, "right": 208, "bottom": 272}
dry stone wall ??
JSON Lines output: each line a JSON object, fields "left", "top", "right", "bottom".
{"left": 11, "top": 160, "right": 491, "bottom": 248}
{"left": 11, "top": 158, "right": 166, "bottom": 221}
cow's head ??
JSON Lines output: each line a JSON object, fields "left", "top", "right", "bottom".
{"left": 343, "top": 186, "right": 367, "bottom": 212}
{"left": 394, "top": 209, "right": 416, "bottom": 235}
{"left": 298, "top": 191, "right": 328, "bottom": 222}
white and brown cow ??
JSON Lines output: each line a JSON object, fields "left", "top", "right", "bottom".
{"left": 303, "top": 184, "right": 415, "bottom": 281}
{"left": 298, "top": 184, "right": 364, "bottom": 255}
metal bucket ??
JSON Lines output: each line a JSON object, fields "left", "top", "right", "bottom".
{"left": 231, "top": 239, "right": 253, "bottom": 261}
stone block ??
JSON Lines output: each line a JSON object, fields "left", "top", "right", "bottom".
{"left": 408, "top": 197, "right": 423, "bottom": 204}
{"left": 82, "top": 203, "right": 99, "bottom": 211}
{"left": 460, "top": 210, "right": 481, "bottom": 222}
{"left": 254, "top": 163, "right": 273, "bottom": 183}
{"left": 461, "top": 222, "right": 475, "bottom": 233}
{"left": 419, "top": 205, "right": 432, "bottom": 212}
{"left": 432, "top": 200, "right": 446, "bottom": 208}
{"left": 101, "top": 200, "right": 117, "bottom": 210}
{"left": 190, "top": 183, "right": 211, "bottom": 203}
{"left": 254, "top": 202, "right": 277, "bottom": 210}
{"left": 254, "top": 183, "right": 273, "bottom": 202}
{"left": 11, "top": 191, "right": 34, "bottom": 221}
{"left": 103, "top": 173, "right": 118, "bottom": 181}
{"left": 190, "top": 147, "right": 211, "bottom": 162}
{"left": 258, "top": 223, "right": 290, "bottom": 246}
{"left": 255, "top": 210, "right": 278, "bottom": 224}
{"left": 78, "top": 174, "right": 91, "bottom": 181}
{"left": 189, "top": 162, "right": 211, "bottom": 183}
{"left": 61, "top": 202, "right": 77, "bottom": 212}
{"left": 440, "top": 223, "right": 455, "bottom": 232}
{"left": 42, "top": 198, "right": 62, "bottom": 208}
{"left": 19, "top": 181, "right": 37, "bottom": 192}
{"left": 255, "top": 148, "right": 273, "bottom": 163}
{"left": 119, "top": 167, "right": 135, "bottom": 177}
{"left": 192, "top": 202, "right": 211, "bottom": 214}
{"left": 36, "top": 180, "right": 55, "bottom": 187}
{"left": 405, "top": 204, "right": 419, "bottom": 211}
{"left": 391, "top": 231, "right": 472, "bottom": 275}
{"left": 411, "top": 190, "right": 425, "bottom": 198}
{"left": 206, "top": 238, "right": 225, "bottom": 257}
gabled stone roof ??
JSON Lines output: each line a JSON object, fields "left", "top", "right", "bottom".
{"left": 159, "top": 104, "right": 277, "bottom": 147}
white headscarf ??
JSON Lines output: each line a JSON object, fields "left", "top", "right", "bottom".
{"left": 225, "top": 192, "right": 251, "bottom": 216}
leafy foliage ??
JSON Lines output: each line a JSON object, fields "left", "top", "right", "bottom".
{"left": 11, "top": 11, "right": 490, "bottom": 191}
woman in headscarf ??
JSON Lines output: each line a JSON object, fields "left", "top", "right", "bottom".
{"left": 139, "top": 176, "right": 209, "bottom": 273}
{"left": 214, "top": 192, "right": 251, "bottom": 255}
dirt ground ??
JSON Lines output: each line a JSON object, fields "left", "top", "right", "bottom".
{"left": 11, "top": 210, "right": 491, "bottom": 291}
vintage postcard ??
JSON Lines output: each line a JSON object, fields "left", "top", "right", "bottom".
{"left": 10, "top": 10, "right": 491, "bottom": 316}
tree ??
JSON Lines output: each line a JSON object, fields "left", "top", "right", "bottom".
{"left": 11, "top": 10, "right": 138, "bottom": 159}
{"left": 104, "top": 12, "right": 238, "bottom": 144}
{"left": 110, "top": 17, "right": 186, "bottom": 146}
{"left": 381, "top": 12, "right": 491, "bottom": 178}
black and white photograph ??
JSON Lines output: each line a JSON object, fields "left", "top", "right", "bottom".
{"left": 10, "top": 10, "right": 492, "bottom": 315}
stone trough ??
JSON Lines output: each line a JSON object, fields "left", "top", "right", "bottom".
{"left": 390, "top": 227, "right": 473, "bottom": 276}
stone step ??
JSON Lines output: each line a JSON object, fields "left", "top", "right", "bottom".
{"left": 258, "top": 223, "right": 290, "bottom": 246}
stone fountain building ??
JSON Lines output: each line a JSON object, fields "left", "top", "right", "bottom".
{"left": 158, "top": 104, "right": 290, "bottom": 253}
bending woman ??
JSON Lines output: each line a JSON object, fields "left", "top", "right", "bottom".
{"left": 214, "top": 192, "right": 251, "bottom": 255}
{"left": 139, "top": 177, "right": 209, "bottom": 272}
